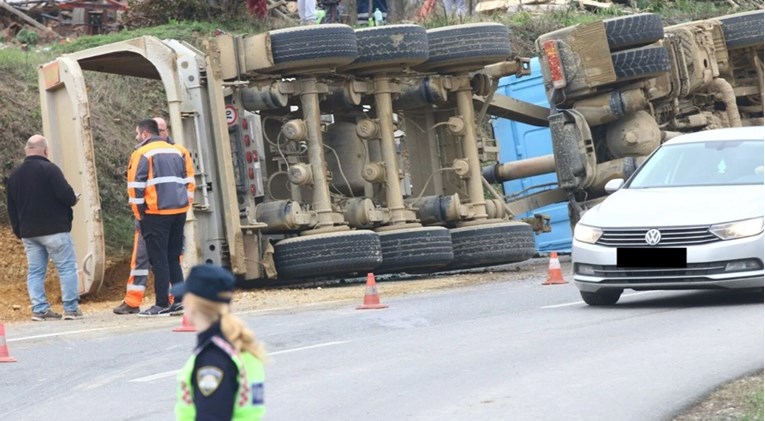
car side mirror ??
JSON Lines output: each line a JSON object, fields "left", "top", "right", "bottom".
{"left": 604, "top": 178, "right": 624, "bottom": 194}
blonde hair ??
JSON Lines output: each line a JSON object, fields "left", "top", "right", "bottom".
{"left": 186, "top": 294, "right": 268, "bottom": 362}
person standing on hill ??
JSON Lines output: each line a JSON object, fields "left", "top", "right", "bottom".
{"left": 6, "top": 134, "right": 83, "bottom": 321}
{"left": 127, "top": 119, "right": 195, "bottom": 317}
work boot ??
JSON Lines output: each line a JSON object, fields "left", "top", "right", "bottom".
{"left": 113, "top": 301, "right": 140, "bottom": 315}
{"left": 32, "top": 308, "right": 62, "bottom": 321}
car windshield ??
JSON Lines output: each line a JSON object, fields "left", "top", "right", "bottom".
{"left": 628, "top": 139, "right": 764, "bottom": 188}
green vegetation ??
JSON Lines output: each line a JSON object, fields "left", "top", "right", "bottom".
{"left": 743, "top": 381, "right": 764, "bottom": 421}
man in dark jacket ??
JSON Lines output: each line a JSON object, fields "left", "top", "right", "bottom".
{"left": 6, "top": 134, "right": 83, "bottom": 321}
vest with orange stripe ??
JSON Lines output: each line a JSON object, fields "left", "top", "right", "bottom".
{"left": 127, "top": 137, "right": 195, "bottom": 219}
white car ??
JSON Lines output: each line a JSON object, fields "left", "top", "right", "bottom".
{"left": 572, "top": 126, "right": 764, "bottom": 305}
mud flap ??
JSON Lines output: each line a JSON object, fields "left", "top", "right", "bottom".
{"left": 548, "top": 109, "right": 597, "bottom": 191}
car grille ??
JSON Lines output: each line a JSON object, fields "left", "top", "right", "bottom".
{"left": 596, "top": 226, "right": 720, "bottom": 247}
{"left": 586, "top": 262, "right": 728, "bottom": 281}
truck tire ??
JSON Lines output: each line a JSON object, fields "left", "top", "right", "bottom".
{"left": 414, "top": 23, "right": 512, "bottom": 73}
{"left": 718, "top": 10, "right": 764, "bottom": 49}
{"left": 611, "top": 45, "right": 670, "bottom": 82}
{"left": 375, "top": 227, "right": 454, "bottom": 274}
{"left": 274, "top": 230, "right": 382, "bottom": 280}
{"left": 341, "top": 25, "right": 430, "bottom": 74}
{"left": 604, "top": 13, "right": 664, "bottom": 51}
{"left": 580, "top": 290, "right": 623, "bottom": 306}
{"left": 445, "top": 222, "right": 535, "bottom": 271}
{"left": 265, "top": 24, "right": 358, "bottom": 73}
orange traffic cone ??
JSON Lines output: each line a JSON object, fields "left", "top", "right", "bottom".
{"left": 542, "top": 251, "right": 568, "bottom": 285}
{"left": 173, "top": 315, "right": 197, "bottom": 333}
{"left": 0, "top": 323, "right": 17, "bottom": 363}
{"left": 357, "top": 273, "right": 388, "bottom": 310}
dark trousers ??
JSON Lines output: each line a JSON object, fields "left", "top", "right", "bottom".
{"left": 140, "top": 213, "right": 186, "bottom": 308}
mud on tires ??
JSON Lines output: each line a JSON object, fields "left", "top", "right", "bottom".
{"left": 274, "top": 230, "right": 382, "bottom": 280}
{"left": 603, "top": 13, "right": 664, "bottom": 51}
{"left": 414, "top": 23, "right": 512, "bottom": 73}
{"left": 718, "top": 10, "right": 764, "bottom": 49}
{"left": 341, "top": 25, "right": 429, "bottom": 74}
{"left": 265, "top": 24, "right": 358, "bottom": 73}
{"left": 611, "top": 45, "right": 670, "bottom": 82}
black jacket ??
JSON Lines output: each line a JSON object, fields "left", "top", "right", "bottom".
{"left": 6, "top": 155, "right": 77, "bottom": 239}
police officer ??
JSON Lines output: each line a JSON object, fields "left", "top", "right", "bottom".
{"left": 171, "top": 265, "right": 266, "bottom": 420}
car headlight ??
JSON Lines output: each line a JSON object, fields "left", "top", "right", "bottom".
{"left": 574, "top": 224, "right": 603, "bottom": 244}
{"left": 710, "top": 217, "right": 764, "bottom": 240}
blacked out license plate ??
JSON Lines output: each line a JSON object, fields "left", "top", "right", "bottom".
{"left": 616, "top": 248, "right": 687, "bottom": 268}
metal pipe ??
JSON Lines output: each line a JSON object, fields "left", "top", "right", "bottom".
{"left": 373, "top": 75, "right": 411, "bottom": 225}
{"left": 454, "top": 75, "right": 488, "bottom": 220}
{"left": 483, "top": 154, "right": 557, "bottom": 184}
{"left": 299, "top": 78, "right": 335, "bottom": 227}
{"left": 708, "top": 78, "right": 742, "bottom": 128}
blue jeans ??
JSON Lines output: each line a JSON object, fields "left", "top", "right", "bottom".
{"left": 22, "top": 232, "right": 80, "bottom": 313}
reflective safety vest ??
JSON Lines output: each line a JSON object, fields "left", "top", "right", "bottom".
{"left": 176, "top": 336, "right": 265, "bottom": 421}
{"left": 127, "top": 137, "right": 195, "bottom": 219}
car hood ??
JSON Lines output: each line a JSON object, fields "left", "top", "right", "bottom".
{"left": 581, "top": 185, "right": 764, "bottom": 228}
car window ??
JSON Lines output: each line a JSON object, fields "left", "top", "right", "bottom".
{"left": 628, "top": 139, "right": 764, "bottom": 188}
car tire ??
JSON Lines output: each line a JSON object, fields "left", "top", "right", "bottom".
{"left": 445, "top": 221, "right": 536, "bottom": 271}
{"left": 611, "top": 45, "right": 670, "bottom": 82}
{"left": 341, "top": 25, "right": 430, "bottom": 74}
{"left": 265, "top": 24, "right": 358, "bottom": 73}
{"left": 414, "top": 23, "right": 512, "bottom": 73}
{"left": 274, "top": 230, "right": 382, "bottom": 280}
{"left": 580, "top": 289, "right": 623, "bottom": 306}
{"left": 376, "top": 226, "right": 454, "bottom": 274}
{"left": 603, "top": 13, "right": 665, "bottom": 51}
{"left": 718, "top": 10, "right": 764, "bottom": 49}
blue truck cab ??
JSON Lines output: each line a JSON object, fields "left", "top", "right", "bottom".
{"left": 491, "top": 58, "right": 572, "bottom": 253}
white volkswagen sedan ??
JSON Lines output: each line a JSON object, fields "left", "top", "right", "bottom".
{"left": 572, "top": 126, "right": 764, "bottom": 305}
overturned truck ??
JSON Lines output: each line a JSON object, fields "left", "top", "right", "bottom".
{"left": 485, "top": 10, "right": 764, "bottom": 223}
{"left": 40, "top": 10, "right": 763, "bottom": 294}
{"left": 40, "top": 23, "right": 558, "bottom": 293}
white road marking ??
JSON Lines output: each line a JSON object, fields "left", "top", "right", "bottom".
{"left": 7, "top": 327, "right": 110, "bottom": 342}
{"left": 270, "top": 340, "right": 351, "bottom": 355}
{"left": 128, "top": 340, "right": 352, "bottom": 383}
{"left": 541, "top": 291, "right": 660, "bottom": 309}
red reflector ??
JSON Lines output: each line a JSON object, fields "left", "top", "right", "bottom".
{"left": 543, "top": 40, "right": 566, "bottom": 90}
{"left": 246, "top": 151, "right": 253, "bottom": 163}
{"left": 250, "top": 184, "right": 257, "bottom": 196}
{"left": 248, "top": 167, "right": 255, "bottom": 179}
{"left": 243, "top": 135, "right": 251, "bottom": 147}
{"left": 242, "top": 119, "right": 248, "bottom": 130}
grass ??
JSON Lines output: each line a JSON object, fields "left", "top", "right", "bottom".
{"left": 743, "top": 384, "right": 764, "bottom": 421}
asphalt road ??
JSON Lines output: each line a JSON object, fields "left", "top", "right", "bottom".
{"left": 0, "top": 273, "right": 762, "bottom": 420}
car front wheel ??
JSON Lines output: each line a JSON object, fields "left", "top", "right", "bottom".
{"left": 580, "top": 289, "right": 623, "bottom": 306}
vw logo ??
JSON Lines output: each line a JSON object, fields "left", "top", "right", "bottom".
{"left": 645, "top": 229, "right": 662, "bottom": 245}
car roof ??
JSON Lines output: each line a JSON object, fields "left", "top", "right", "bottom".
{"left": 663, "top": 126, "right": 765, "bottom": 145}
